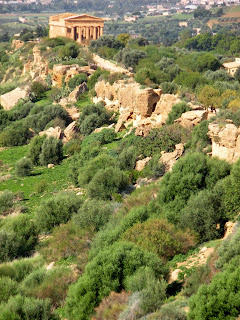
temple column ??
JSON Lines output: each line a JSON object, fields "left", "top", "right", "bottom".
{"left": 93, "top": 27, "right": 97, "bottom": 40}
{"left": 71, "top": 27, "right": 74, "bottom": 40}
{"left": 90, "top": 26, "right": 93, "bottom": 39}
{"left": 86, "top": 27, "right": 90, "bottom": 41}
{"left": 100, "top": 26, "right": 104, "bottom": 36}
{"left": 78, "top": 27, "right": 82, "bottom": 43}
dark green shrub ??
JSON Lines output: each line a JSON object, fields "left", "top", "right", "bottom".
{"left": 30, "top": 81, "right": 46, "bottom": 99}
{"left": 34, "top": 180, "right": 48, "bottom": 194}
{"left": 0, "top": 122, "right": 32, "bottom": 147}
{"left": 28, "top": 135, "right": 46, "bottom": 165}
{"left": 189, "top": 265, "right": 240, "bottom": 320}
{"left": 78, "top": 104, "right": 112, "bottom": 135}
{"left": 65, "top": 241, "right": 168, "bottom": 320}
{"left": 119, "top": 146, "right": 137, "bottom": 170}
{"left": 180, "top": 189, "right": 226, "bottom": 242}
{"left": 39, "top": 136, "right": 63, "bottom": 166}
{"left": 72, "top": 199, "right": 113, "bottom": 231}
{"left": 0, "top": 190, "right": 14, "bottom": 215}
{"left": 0, "top": 216, "right": 38, "bottom": 262}
{"left": 135, "top": 68, "right": 157, "bottom": 85}
{"left": 35, "top": 192, "right": 83, "bottom": 232}
{"left": 78, "top": 153, "right": 117, "bottom": 187}
{"left": 15, "top": 157, "right": 33, "bottom": 177}
{"left": 87, "top": 69, "right": 110, "bottom": 90}
{"left": 166, "top": 102, "right": 191, "bottom": 125}
{"left": 190, "top": 120, "right": 210, "bottom": 150}
{"left": 68, "top": 73, "right": 87, "bottom": 90}
{"left": 90, "top": 206, "right": 150, "bottom": 258}
{"left": 87, "top": 167, "right": 128, "bottom": 200}
{"left": 161, "top": 81, "right": 178, "bottom": 94}
{"left": 58, "top": 42, "right": 79, "bottom": 59}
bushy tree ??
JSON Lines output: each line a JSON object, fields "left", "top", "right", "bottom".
{"left": 191, "top": 120, "right": 210, "bottom": 150}
{"left": 28, "top": 135, "right": 46, "bottom": 165}
{"left": 166, "top": 102, "right": 191, "bottom": 125}
{"left": 180, "top": 188, "right": 226, "bottom": 242}
{"left": 65, "top": 241, "right": 168, "bottom": 320}
{"left": 123, "top": 219, "right": 195, "bottom": 261}
{"left": 35, "top": 192, "right": 83, "bottom": 232}
{"left": 78, "top": 153, "right": 117, "bottom": 187}
{"left": 189, "top": 265, "right": 240, "bottom": 320}
{"left": 87, "top": 167, "right": 128, "bottom": 200}
{"left": 58, "top": 42, "right": 80, "bottom": 59}
{"left": 0, "top": 190, "right": 14, "bottom": 215}
{"left": 39, "top": 136, "right": 63, "bottom": 166}
{"left": 119, "top": 146, "right": 137, "bottom": 170}
{"left": 15, "top": 157, "right": 33, "bottom": 177}
{"left": 78, "top": 104, "right": 112, "bottom": 135}
{"left": 30, "top": 81, "right": 46, "bottom": 99}
{"left": 68, "top": 73, "right": 88, "bottom": 90}
{"left": 72, "top": 199, "right": 113, "bottom": 231}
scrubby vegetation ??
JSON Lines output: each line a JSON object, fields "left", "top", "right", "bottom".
{"left": 1, "top": 19, "right": 240, "bottom": 320}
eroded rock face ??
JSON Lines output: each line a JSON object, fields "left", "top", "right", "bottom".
{"left": 23, "top": 45, "right": 49, "bottom": 80}
{"left": 95, "top": 80, "right": 161, "bottom": 118}
{"left": 160, "top": 143, "right": 184, "bottom": 172}
{"left": 0, "top": 87, "right": 29, "bottom": 110}
{"left": 208, "top": 122, "right": 240, "bottom": 163}
{"left": 52, "top": 65, "right": 93, "bottom": 87}
{"left": 95, "top": 80, "right": 186, "bottom": 136}
{"left": 175, "top": 110, "right": 208, "bottom": 129}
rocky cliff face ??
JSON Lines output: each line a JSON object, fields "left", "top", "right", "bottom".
{"left": 23, "top": 46, "right": 49, "bottom": 80}
{"left": 94, "top": 79, "right": 181, "bottom": 135}
{"left": 208, "top": 122, "right": 240, "bottom": 163}
{"left": 52, "top": 65, "right": 94, "bottom": 87}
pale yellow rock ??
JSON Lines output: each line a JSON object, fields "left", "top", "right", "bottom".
{"left": 160, "top": 143, "right": 184, "bottom": 172}
{"left": 208, "top": 122, "right": 240, "bottom": 163}
{"left": 39, "top": 126, "right": 62, "bottom": 139}
{"left": 175, "top": 110, "right": 208, "bottom": 129}
{"left": 135, "top": 157, "right": 152, "bottom": 171}
{"left": 0, "top": 87, "right": 28, "bottom": 110}
{"left": 64, "top": 121, "right": 77, "bottom": 141}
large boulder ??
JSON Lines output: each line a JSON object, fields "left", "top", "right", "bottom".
{"left": 68, "top": 82, "right": 88, "bottom": 103}
{"left": 208, "top": 122, "right": 240, "bottom": 163}
{"left": 160, "top": 143, "right": 184, "bottom": 172}
{"left": 39, "top": 126, "right": 62, "bottom": 139}
{"left": 174, "top": 110, "right": 208, "bottom": 129}
{"left": 95, "top": 80, "right": 161, "bottom": 118}
{"left": 0, "top": 87, "right": 29, "bottom": 110}
{"left": 154, "top": 94, "right": 181, "bottom": 123}
{"left": 64, "top": 121, "right": 78, "bottom": 141}
{"left": 135, "top": 157, "right": 152, "bottom": 171}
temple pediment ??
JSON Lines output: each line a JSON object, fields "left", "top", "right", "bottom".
{"left": 64, "top": 14, "right": 104, "bottom": 22}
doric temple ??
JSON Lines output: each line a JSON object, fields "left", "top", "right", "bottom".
{"left": 49, "top": 13, "right": 104, "bottom": 46}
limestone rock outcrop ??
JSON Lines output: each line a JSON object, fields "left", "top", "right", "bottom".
{"left": 64, "top": 121, "right": 78, "bottom": 141}
{"left": 135, "top": 157, "right": 152, "bottom": 172}
{"left": 23, "top": 45, "right": 49, "bottom": 80}
{"left": 11, "top": 39, "right": 24, "bottom": 50}
{"left": 160, "top": 143, "right": 184, "bottom": 171}
{"left": 175, "top": 110, "right": 208, "bottom": 129}
{"left": 94, "top": 80, "right": 185, "bottom": 136}
{"left": 154, "top": 94, "right": 181, "bottom": 123}
{"left": 0, "top": 87, "right": 29, "bottom": 110}
{"left": 95, "top": 80, "right": 161, "bottom": 118}
{"left": 52, "top": 65, "right": 94, "bottom": 87}
{"left": 39, "top": 126, "right": 62, "bottom": 139}
{"left": 68, "top": 82, "right": 88, "bottom": 103}
{"left": 208, "top": 122, "right": 240, "bottom": 163}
